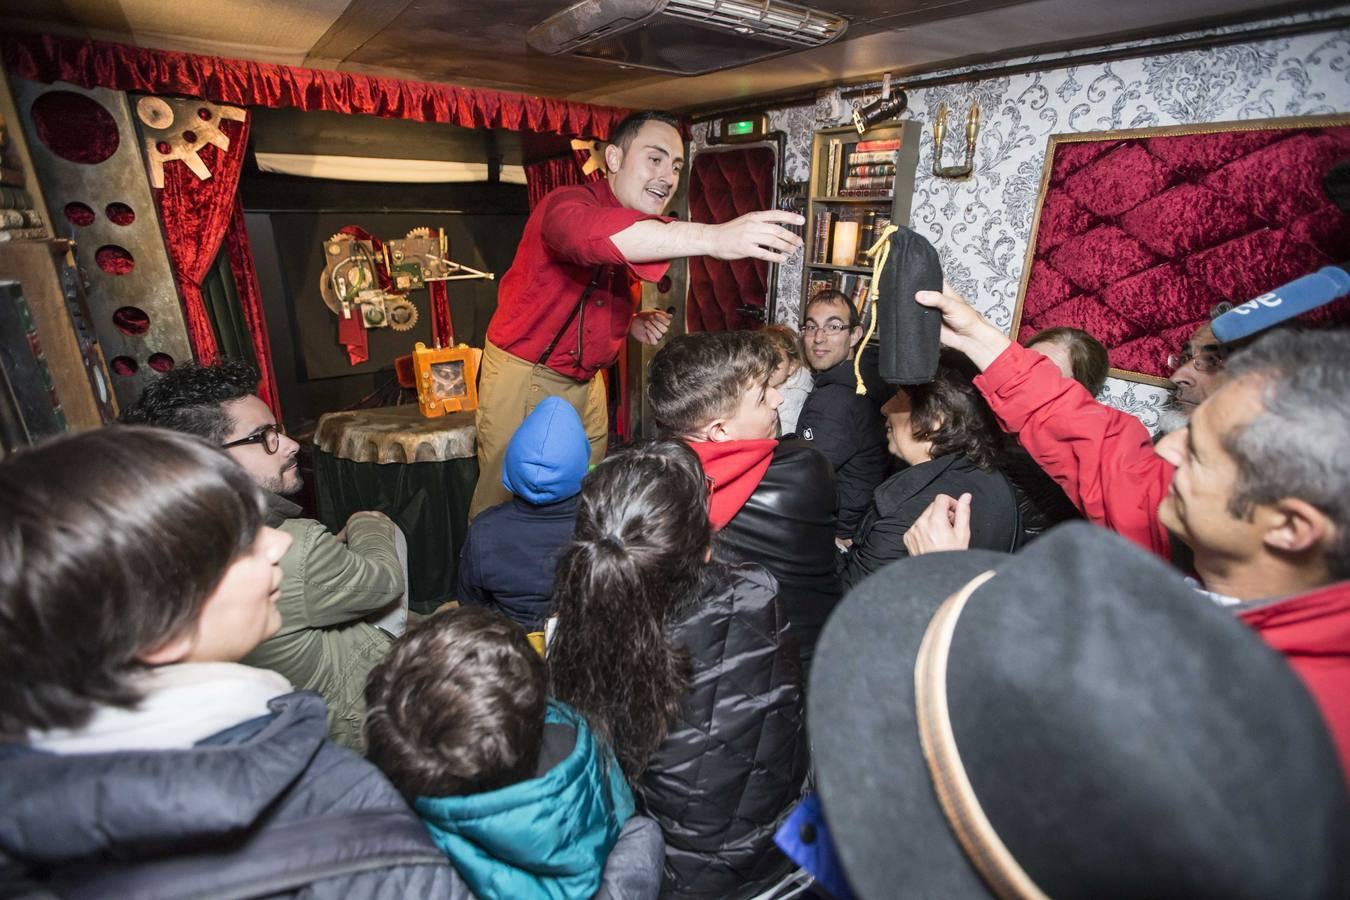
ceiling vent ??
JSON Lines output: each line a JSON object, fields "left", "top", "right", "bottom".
{"left": 527, "top": 0, "right": 848, "bottom": 76}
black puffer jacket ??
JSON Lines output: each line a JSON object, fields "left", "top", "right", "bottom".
{"left": 714, "top": 438, "right": 843, "bottom": 680}
{"left": 0, "top": 693, "right": 467, "bottom": 899}
{"left": 639, "top": 564, "right": 808, "bottom": 900}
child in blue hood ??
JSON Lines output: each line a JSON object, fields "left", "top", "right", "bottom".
{"left": 458, "top": 396, "right": 590, "bottom": 630}
{"left": 365, "top": 605, "right": 661, "bottom": 900}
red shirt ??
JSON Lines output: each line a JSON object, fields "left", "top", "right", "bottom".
{"left": 978, "top": 342, "right": 1350, "bottom": 782}
{"left": 487, "top": 179, "right": 671, "bottom": 381}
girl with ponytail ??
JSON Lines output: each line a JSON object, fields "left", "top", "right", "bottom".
{"left": 547, "top": 440, "right": 708, "bottom": 782}
{"left": 549, "top": 440, "right": 808, "bottom": 900}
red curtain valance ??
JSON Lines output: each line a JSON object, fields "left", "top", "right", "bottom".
{"left": 525, "top": 149, "right": 605, "bottom": 209}
{"left": 3, "top": 32, "right": 629, "bottom": 139}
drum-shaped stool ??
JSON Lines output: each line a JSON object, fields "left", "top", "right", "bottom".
{"left": 313, "top": 405, "right": 477, "bottom": 613}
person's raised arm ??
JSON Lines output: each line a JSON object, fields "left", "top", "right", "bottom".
{"left": 610, "top": 210, "right": 804, "bottom": 264}
{"left": 914, "top": 285, "right": 1011, "bottom": 370}
{"left": 915, "top": 285, "right": 1172, "bottom": 558}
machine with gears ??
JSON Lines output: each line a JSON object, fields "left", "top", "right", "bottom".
{"left": 319, "top": 232, "right": 420, "bottom": 332}
{"left": 319, "top": 226, "right": 493, "bottom": 336}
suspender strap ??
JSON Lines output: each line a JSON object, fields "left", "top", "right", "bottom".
{"left": 537, "top": 266, "right": 605, "bottom": 367}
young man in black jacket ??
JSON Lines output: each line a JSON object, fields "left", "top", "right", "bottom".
{"left": 795, "top": 290, "right": 890, "bottom": 544}
{"left": 648, "top": 329, "right": 842, "bottom": 679}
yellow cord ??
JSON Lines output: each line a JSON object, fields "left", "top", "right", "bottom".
{"left": 854, "top": 224, "right": 899, "bottom": 395}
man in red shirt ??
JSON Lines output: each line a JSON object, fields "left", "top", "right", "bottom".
{"left": 909, "top": 286, "right": 1350, "bottom": 782}
{"left": 470, "top": 111, "right": 804, "bottom": 517}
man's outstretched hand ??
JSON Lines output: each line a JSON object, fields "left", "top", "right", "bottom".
{"left": 708, "top": 210, "right": 805, "bottom": 263}
{"left": 902, "top": 492, "right": 973, "bottom": 557}
{"left": 914, "top": 284, "right": 1011, "bottom": 371}
{"left": 630, "top": 308, "right": 672, "bottom": 345}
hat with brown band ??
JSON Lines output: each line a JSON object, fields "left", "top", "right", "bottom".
{"left": 808, "top": 523, "right": 1349, "bottom": 899}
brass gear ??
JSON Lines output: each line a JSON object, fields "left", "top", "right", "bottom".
{"left": 405, "top": 227, "right": 433, "bottom": 239}
{"left": 387, "top": 297, "right": 419, "bottom": 332}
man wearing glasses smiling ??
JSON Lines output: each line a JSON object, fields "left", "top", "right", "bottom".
{"left": 121, "top": 359, "right": 407, "bottom": 752}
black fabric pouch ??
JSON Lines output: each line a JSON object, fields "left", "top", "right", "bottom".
{"left": 874, "top": 226, "right": 943, "bottom": 384}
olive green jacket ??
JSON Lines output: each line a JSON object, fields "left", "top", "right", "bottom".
{"left": 242, "top": 493, "right": 401, "bottom": 752}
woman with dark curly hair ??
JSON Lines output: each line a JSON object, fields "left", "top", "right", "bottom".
{"left": 549, "top": 440, "right": 807, "bottom": 900}
{"left": 841, "top": 350, "right": 1021, "bottom": 587}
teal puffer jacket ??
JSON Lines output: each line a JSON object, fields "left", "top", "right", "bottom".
{"left": 415, "top": 701, "right": 634, "bottom": 900}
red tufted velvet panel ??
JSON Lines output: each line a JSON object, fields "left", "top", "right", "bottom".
{"left": 686, "top": 145, "right": 776, "bottom": 332}
{"left": 1014, "top": 121, "right": 1350, "bottom": 380}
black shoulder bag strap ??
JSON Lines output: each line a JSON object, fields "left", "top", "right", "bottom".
{"left": 537, "top": 265, "right": 605, "bottom": 368}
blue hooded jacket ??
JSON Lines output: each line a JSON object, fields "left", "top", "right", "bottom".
{"left": 414, "top": 701, "right": 634, "bottom": 900}
{"left": 501, "top": 397, "right": 589, "bottom": 504}
{"left": 457, "top": 398, "right": 589, "bottom": 628}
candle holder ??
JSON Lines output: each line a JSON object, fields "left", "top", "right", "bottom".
{"left": 932, "top": 103, "right": 980, "bottom": 179}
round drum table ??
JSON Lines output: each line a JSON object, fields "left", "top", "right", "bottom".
{"left": 313, "top": 405, "right": 477, "bottom": 613}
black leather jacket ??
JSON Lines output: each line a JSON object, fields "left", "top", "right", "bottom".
{"left": 639, "top": 564, "right": 808, "bottom": 900}
{"left": 713, "top": 438, "right": 843, "bottom": 680}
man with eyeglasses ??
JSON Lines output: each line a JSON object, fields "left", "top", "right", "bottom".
{"left": 1160, "top": 312, "right": 1235, "bottom": 433}
{"left": 120, "top": 359, "right": 406, "bottom": 753}
{"left": 795, "top": 289, "right": 889, "bottom": 544}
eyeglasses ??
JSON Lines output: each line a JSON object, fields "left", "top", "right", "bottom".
{"left": 221, "top": 423, "right": 285, "bottom": 455}
{"left": 1167, "top": 343, "right": 1227, "bottom": 374}
{"left": 801, "top": 321, "right": 849, "bottom": 336}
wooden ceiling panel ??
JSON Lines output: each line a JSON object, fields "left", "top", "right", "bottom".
{"left": 2, "top": 0, "right": 1338, "bottom": 114}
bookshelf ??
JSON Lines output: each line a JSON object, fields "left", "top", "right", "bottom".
{"left": 802, "top": 122, "right": 920, "bottom": 317}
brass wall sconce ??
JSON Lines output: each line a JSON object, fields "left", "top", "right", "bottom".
{"left": 932, "top": 103, "right": 980, "bottom": 179}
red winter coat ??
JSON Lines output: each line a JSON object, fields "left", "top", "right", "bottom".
{"left": 975, "top": 341, "right": 1350, "bottom": 784}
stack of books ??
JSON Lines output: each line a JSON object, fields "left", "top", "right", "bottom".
{"left": 840, "top": 138, "right": 899, "bottom": 197}
{"left": 805, "top": 270, "right": 873, "bottom": 309}
{"left": 0, "top": 116, "right": 48, "bottom": 242}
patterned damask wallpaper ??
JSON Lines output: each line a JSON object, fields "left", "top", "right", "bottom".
{"left": 690, "top": 18, "right": 1350, "bottom": 429}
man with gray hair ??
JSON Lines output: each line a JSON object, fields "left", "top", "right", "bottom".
{"left": 911, "top": 285, "right": 1350, "bottom": 782}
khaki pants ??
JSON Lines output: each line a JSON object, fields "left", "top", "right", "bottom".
{"left": 469, "top": 340, "right": 607, "bottom": 519}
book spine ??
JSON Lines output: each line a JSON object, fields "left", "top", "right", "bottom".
{"left": 0, "top": 227, "right": 50, "bottom": 241}
{"left": 858, "top": 209, "right": 878, "bottom": 254}
{"left": 855, "top": 138, "right": 901, "bottom": 152}
{"left": 848, "top": 150, "right": 899, "bottom": 165}
{"left": 812, "top": 210, "right": 834, "bottom": 264}
{"left": 0, "top": 209, "right": 43, "bottom": 229}
{"left": 0, "top": 186, "right": 34, "bottom": 210}
{"left": 843, "top": 175, "right": 894, "bottom": 191}
{"left": 846, "top": 163, "right": 896, "bottom": 177}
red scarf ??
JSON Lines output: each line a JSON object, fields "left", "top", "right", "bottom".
{"left": 689, "top": 439, "right": 778, "bottom": 530}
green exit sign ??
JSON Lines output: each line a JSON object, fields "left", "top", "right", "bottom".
{"left": 720, "top": 113, "right": 766, "bottom": 142}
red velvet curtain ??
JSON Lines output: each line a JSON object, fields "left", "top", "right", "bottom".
{"left": 224, "top": 197, "right": 282, "bottom": 416}
{"left": 526, "top": 149, "right": 604, "bottom": 209}
{"left": 154, "top": 114, "right": 249, "bottom": 365}
{"left": 428, "top": 280, "right": 454, "bottom": 347}
{"left": 3, "top": 32, "right": 628, "bottom": 140}
{"left": 5, "top": 30, "right": 633, "bottom": 420}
